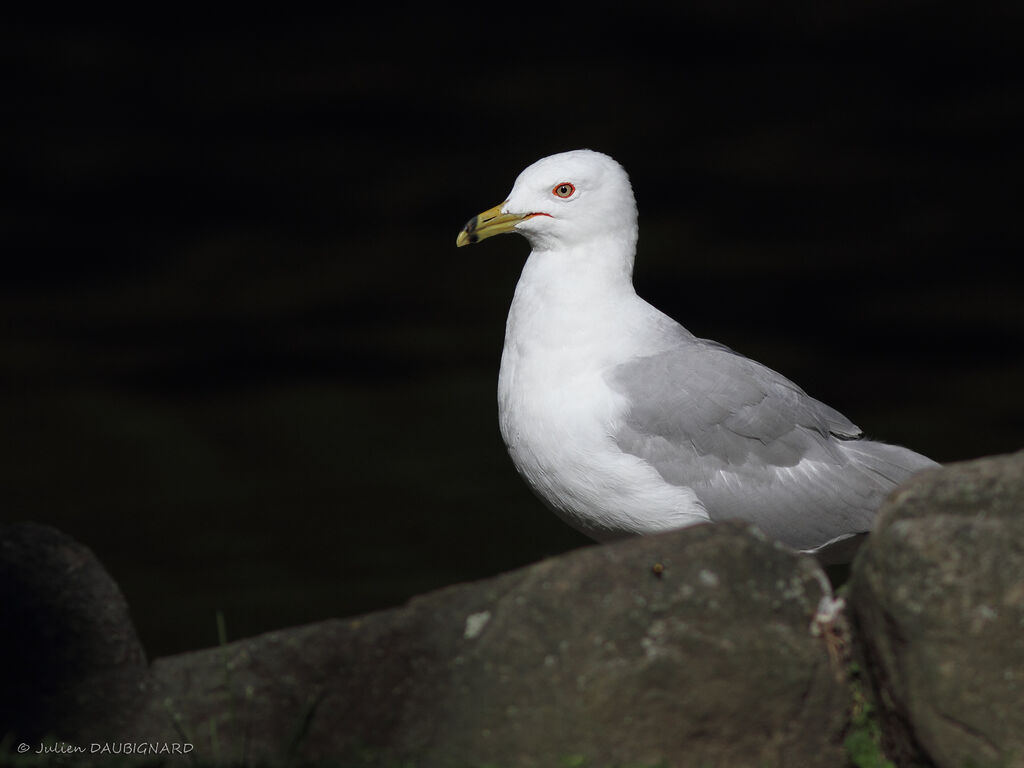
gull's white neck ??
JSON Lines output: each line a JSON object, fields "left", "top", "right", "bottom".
{"left": 511, "top": 233, "right": 632, "bottom": 335}
{"left": 500, "top": 231, "right": 678, "bottom": 375}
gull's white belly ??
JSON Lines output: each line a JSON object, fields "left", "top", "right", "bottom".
{"left": 497, "top": 347, "right": 708, "bottom": 540}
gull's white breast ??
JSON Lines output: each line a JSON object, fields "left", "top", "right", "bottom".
{"left": 496, "top": 260, "right": 709, "bottom": 540}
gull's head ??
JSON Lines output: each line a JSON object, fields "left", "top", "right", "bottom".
{"left": 456, "top": 149, "right": 637, "bottom": 252}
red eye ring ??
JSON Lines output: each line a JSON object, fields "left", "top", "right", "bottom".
{"left": 552, "top": 182, "right": 575, "bottom": 198}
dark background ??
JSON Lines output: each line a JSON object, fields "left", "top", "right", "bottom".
{"left": 5, "top": 6, "right": 1022, "bottom": 657}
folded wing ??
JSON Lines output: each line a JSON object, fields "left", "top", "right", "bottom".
{"left": 608, "top": 338, "right": 937, "bottom": 552}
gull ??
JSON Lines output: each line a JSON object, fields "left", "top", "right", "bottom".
{"left": 456, "top": 149, "right": 937, "bottom": 562}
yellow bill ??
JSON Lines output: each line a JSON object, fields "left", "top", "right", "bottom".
{"left": 456, "top": 203, "right": 530, "bottom": 247}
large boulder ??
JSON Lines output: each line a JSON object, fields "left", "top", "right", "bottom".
{"left": 850, "top": 451, "right": 1024, "bottom": 768}
{"left": 138, "top": 521, "right": 848, "bottom": 767}
{"left": 0, "top": 522, "right": 149, "bottom": 744}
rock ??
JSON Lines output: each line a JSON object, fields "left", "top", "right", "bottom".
{"left": 139, "top": 521, "right": 848, "bottom": 767}
{"left": 850, "top": 451, "right": 1024, "bottom": 768}
{"left": 0, "top": 522, "right": 149, "bottom": 743}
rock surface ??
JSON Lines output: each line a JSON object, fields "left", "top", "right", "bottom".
{"left": 12, "top": 452, "right": 1024, "bottom": 766}
{"left": 135, "top": 522, "right": 847, "bottom": 767}
{"left": 850, "top": 450, "right": 1024, "bottom": 768}
{"left": 0, "top": 522, "right": 149, "bottom": 744}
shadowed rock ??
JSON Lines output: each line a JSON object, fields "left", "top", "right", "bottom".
{"left": 850, "top": 450, "right": 1024, "bottom": 768}
{"left": 139, "top": 522, "right": 848, "bottom": 767}
{"left": 0, "top": 522, "right": 149, "bottom": 744}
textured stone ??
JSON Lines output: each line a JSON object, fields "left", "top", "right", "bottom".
{"left": 140, "top": 522, "right": 848, "bottom": 767}
{"left": 850, "top": 451, "right": 1024, "bottom": 768}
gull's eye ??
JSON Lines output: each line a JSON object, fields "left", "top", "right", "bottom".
{"left": 552, "top": 182, "right": 575, "bottom": 198}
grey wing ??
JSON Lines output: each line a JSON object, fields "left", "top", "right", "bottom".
{"left": 607, "top": 339, "right": 937, "bottom": 552}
